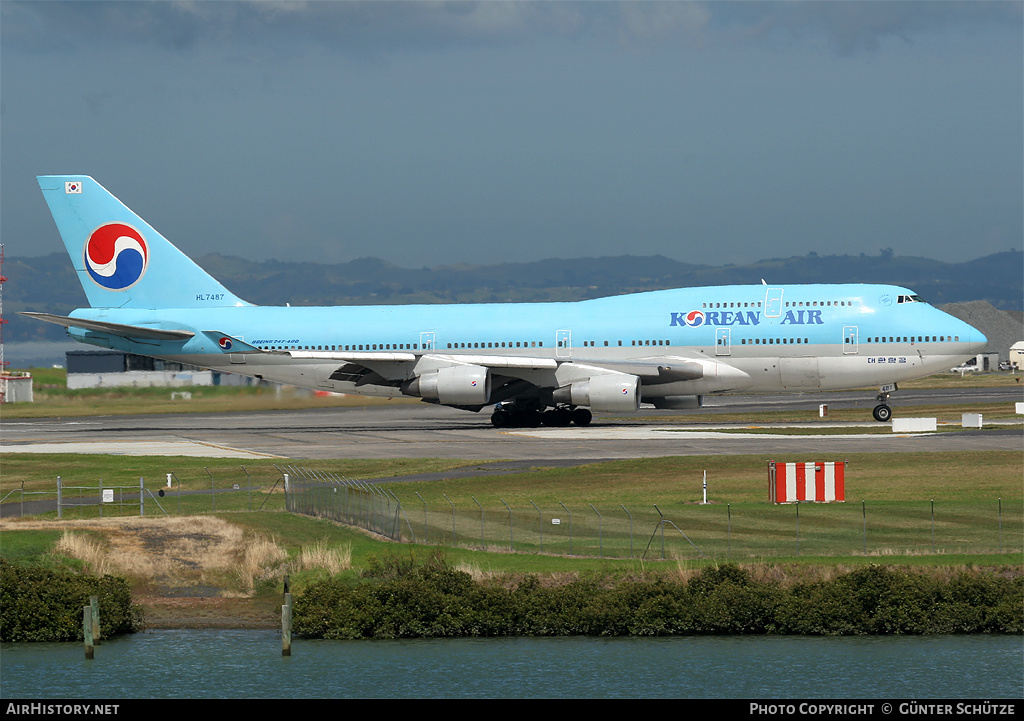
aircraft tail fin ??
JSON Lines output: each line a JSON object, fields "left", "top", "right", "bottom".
{"left": 37, "top": 175, "right": 249, "bottom": 309}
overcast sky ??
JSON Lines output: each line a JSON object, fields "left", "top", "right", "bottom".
{"left": 2, "top": 1, "right": 1021, "bottom": 269}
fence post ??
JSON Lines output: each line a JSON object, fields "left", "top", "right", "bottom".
{"left": 282, "top": 592, "right": 292, "bottom": 657}
{"left": 443, "top": 495, "right": 456, "bottom": 547}
{"left": 90, "top": 594, "right": 99, "bottom": 643}
{"left": 83, "top": 606, "right": 94, "bottom": 660}
{"left": 241, "top": 465, "right": 252, "bottom": 512}
{"left": 415, "top": 492, "right": 428, "bottom": 545}
{"left": 559, "top": 502, "right": 573, "bottom": 556}
{"left": 531, "top": 500, "right": 543, "bottom": 554}
{"left": 501, "top": 498, "right": 513, "bottom": 552}
{"left": 139, "top": 477, "right": 144, "bottom": 517}
{"left": 727, "top": 503, "right": 732, "bottom": 558}
{"left": 205, "top": 468, "right": 216, "bottom": 512}
{"left": 621, "top": 504, "right": 633, "bottom": 558}
{"left": 862, "top": 501, "right": 867, "bottom": 555}
{"left": 57, "top": 476, "right": 62, "bottom": 519}
{"left": 472, "top": 496, "right": 485, "bottom": 550}
{"left": 589, "top": 504, "right": 602, "bottom": 558}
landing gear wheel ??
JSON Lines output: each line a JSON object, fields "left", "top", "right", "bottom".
{"left": 542, "top": 408, "right": 573, "bottom": 427}
{"left": 491, "top": 409, "right": 511, "bottom": 428}
{"left": 571, "top": 408, "right": 593, "bottom": 427}
{"left": 872, "top": 404, "right": 892, "bottom": 423}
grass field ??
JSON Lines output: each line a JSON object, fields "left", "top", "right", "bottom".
{"left": 2, "top": 451, "right": 1020, "bottom": 586}
{"left": 1, "top": 369, "right": 1020, "bottom": 608}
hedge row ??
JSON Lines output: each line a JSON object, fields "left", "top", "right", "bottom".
{"left": 293, "top": 553, "right": 1023, "bottom": 639}
{"left": 0, "top": 559, "right": 143, "bottom": 642}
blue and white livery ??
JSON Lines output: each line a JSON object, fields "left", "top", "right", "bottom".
{"left": 25, "top": 176, "right": 987, "bottom": 427}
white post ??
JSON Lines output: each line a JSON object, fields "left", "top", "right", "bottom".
{"left": 702, "top": 470, "right": 707, "bottom": 504}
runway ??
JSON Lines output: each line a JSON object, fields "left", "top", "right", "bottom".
{"left": 2, "top": 387, "right": 1020, "bottom": 461}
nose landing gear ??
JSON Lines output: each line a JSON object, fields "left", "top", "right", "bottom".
{"left": 872, "top": 383, "right": 896, "bottom": 422}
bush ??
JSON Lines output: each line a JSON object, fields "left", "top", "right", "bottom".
{"left": 291, "top": 556, "right": 1023, "bottom": 640}
{"left": 0, "top": 559, "right": 143, "bottom": 642}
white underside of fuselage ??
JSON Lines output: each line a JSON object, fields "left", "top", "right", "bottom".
{"left": 159, "top": 341, "right": 969, "bottom": 403}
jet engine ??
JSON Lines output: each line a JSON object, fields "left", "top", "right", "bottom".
{"left": 403, "top": 365, "right": 491, "bottom": 406}
{"left": 552, "top": 374, "right": 640, "bottom": 412}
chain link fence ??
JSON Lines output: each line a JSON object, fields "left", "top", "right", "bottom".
{"left": 283, "top": 468, "right": 1021, "bottom": 560}
{"left": 0, "top": 466, "right": 286, "bottom": 519}
{"left": 4, "top": 466, "right": 1019, "bottom": 560}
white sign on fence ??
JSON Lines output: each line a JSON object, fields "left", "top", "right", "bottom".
{"left": 102, "top": 489, "right": 114, "bottom": 503}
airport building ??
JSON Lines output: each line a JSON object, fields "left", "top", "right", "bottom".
{"left": 65, "top": 350, "right": 254, "bottom": 389}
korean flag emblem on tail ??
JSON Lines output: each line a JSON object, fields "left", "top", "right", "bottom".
{"left": 65, "top": 181, "right": 82, "bottom": 194}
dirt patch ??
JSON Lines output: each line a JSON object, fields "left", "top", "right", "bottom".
{"left": 2, "top": 515, "right": 290, "bottom": 628}
{"left": 137, "top": 595, "right": 280, "bottom": 629}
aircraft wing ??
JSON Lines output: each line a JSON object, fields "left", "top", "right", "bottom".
{"left": 20, "top": 312, "right": 195, "bottom": 341}
{"left": 285, "top": 349, "right": 556, "bottom": 383}
{"left": 284, "top": 349, "right": 716, "bottom": 387}
{"left": 286, "top": 350, "right": 556, "bottom": 369}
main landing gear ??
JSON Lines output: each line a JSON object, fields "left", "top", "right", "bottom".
{"left": 872, "top": 383, "right": 897, "bottom": 422}
{"left": 491, "top": 403, "right": 592, "bottom": 429}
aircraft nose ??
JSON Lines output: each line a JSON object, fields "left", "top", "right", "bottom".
{"left": 969, "top": 328, "right": 988, "bottom": 354}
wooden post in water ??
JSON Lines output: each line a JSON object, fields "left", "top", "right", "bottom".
{"left": 282, "top": 592, "right": 292, "bottom": 657}
{"left": 83, "top": 606, "right": 94, "bottom": 659}
{"left": 90, "top": 595, "right": 100, "bottom": 645}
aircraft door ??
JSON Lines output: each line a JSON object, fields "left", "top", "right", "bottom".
{"left": 843, "top": 326, "right": 859, "bottom": 354}
{"left": 556, "top": 330, "right": 572, "bottom": 358}
{"left": 715, "top": 327, "right": 731, "bottom": 356}
{"left": 764, "top": 288, "right": 784, "bottom": 318}
{"left": 419, "top": 331, "right": 435, "bottom": 351}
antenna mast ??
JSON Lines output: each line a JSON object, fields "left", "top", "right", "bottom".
{"left": 0, "top": 243, "right": 7, "bottom": 374}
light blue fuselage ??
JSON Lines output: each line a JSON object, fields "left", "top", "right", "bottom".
{"left": 67, "top": 283, "right": 983, "bottom": 399}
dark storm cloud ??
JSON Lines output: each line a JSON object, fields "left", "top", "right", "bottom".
{"left": 2, "top": 2, "right": 1020, "bottom": 269}
{"left": 7, "top": 1, "right": 1018, "bottom": 56}
{"left": 2, "top": 1, "right": 581, "bottom": 53}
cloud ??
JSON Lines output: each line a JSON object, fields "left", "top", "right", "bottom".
{"left": 713, "top": 2, "right": 1023, "bottom": 56}
{"left": 6, "top": 1, "right": 1017, "bottom": 59}
{"left": 1, "top": 1, "right": 582, "bottom": 55}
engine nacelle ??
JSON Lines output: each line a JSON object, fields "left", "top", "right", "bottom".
{"left": 650, "top": 395, "right": 703, "bottom": 410}
{"left": 552, "top": 374, "right": 640, "bottom": 412}
{"left": 407, "top": 365, "right": 491, "bottom": 406}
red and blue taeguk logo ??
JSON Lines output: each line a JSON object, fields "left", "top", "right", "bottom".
{"left": 84, "top": 223, "right": 149, "bottom": 291}
{"left": 218, "top": 337, "right": 233, "bottom": 351}
{"left": 683, "top": 310, "right": 705, "bottom": 327}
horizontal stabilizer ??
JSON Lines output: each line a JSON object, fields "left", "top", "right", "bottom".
{"left": 20, "top": 312, "right": 194, "bottom": 341}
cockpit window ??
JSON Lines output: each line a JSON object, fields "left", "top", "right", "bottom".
{"left": 897, "top": 294, "right": 925, "bottom": 303}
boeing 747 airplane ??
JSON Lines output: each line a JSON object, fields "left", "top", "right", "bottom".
{"left": 24, "top": 176, "right": 987, "bottom": 428}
